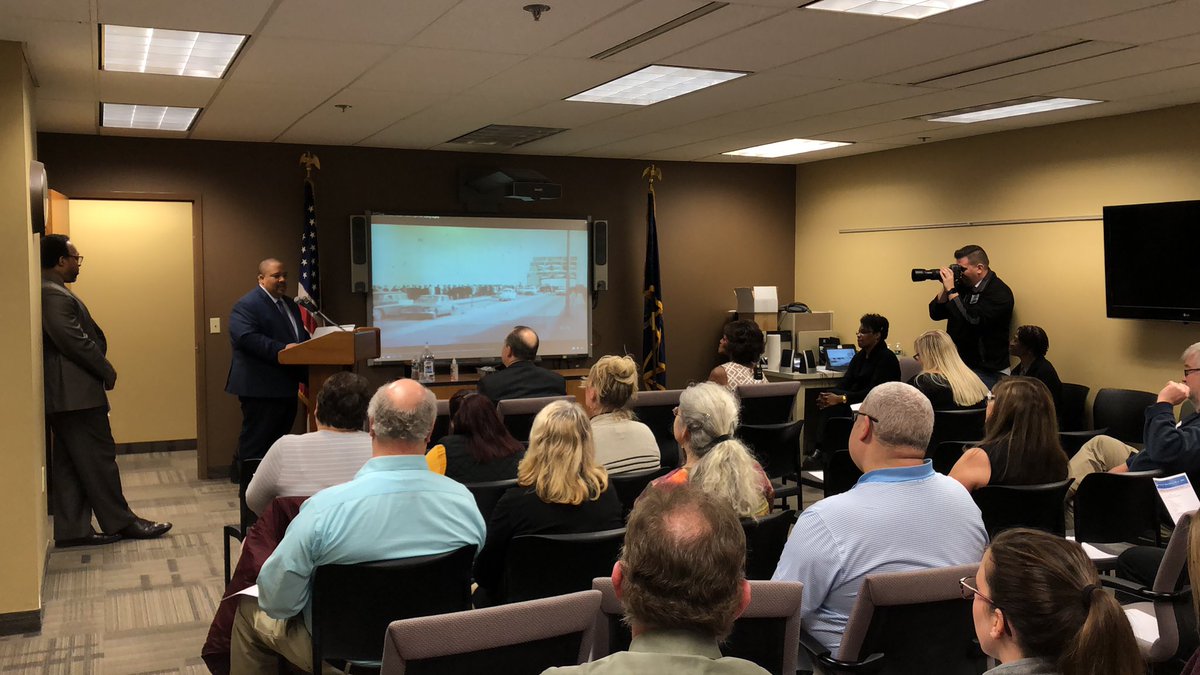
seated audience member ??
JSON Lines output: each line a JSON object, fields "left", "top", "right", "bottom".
{"left": 230, "top": 379, "right": 486, "bottom": 673}
{"left": 1067, "top": 341, "right": 1200, "bottom": 498}
{"left": 1008, "top": 325, "right": 1064, "bottom": 422}
{"left": 544, "top": 485, "right": 768, "bottom": 675}
{"left": 968, "top": 528, "right": 1142, "bottom": 675}
{"left": 651, "top": 382, "right": 773, "bottom": 518}
{"left": 478, "top": 325, "right": 566, "bottom": 402}
{"left": 950, "top": 377, "right": 1069, "bottom": 493}
{"left": 909, "top": 329, "right": 990, "bottom": 410}
{"left": 584, "top": 355, "right": 660, "bottom": 475}
{"left": 245, "top": 372, "right": 373, "bottom": 515}
{"left": 773, "top": 382, "right": 987, "bottom": 651}
{"left": 473, "top": 401, "right": 622, "bottom": 605}
{"left": 708, "top": 319, "right": 765, "bottom": 391}
{"left": 426, "top": 390, "right": 523, "bottom": 483}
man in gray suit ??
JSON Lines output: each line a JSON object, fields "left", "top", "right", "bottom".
{"left": 41, "top": 234, "right": 170, "bottom": 547}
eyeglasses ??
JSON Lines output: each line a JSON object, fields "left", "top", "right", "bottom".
{"left": 959, "top": 576, "right": 1011, "bottom": 633}
{"left": 851, "top": 410, "right": 879, "bottom": 426}
{"left": 985, "top": 392, "right": 996, "bottom": 403}
{"left": 1185, "top": 368, "right": 1200, "bottom": 377}
{"left": 66, "top": 254, "right": 84, "bottom": 264}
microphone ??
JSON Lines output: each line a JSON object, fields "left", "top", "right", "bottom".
{"left": 296, "top": 296, "right": 348, "bottom": 332}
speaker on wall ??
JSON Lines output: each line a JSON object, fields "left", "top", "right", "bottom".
{"left": 349, "top": 215, "right": 369, "bottom": 293}
{"left": 592, "top": 219, "right": 608, "bottom": 291}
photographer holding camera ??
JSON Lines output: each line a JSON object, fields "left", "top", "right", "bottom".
{"left": 923, "top": 245, "right": 1014, "bottom": 387}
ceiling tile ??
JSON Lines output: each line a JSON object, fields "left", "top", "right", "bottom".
{"left": 1054, "top": 62, "right": 1200, "bottom": 101}
{"left": 360, "top": 93, "right": 541, "bottom": 149}
{"left": 469, "top": 56, "right": 636, "bottom": 103}
{"left": 603, "top": 3, "right": 789, "bottom": 65}
{"left": 910, "top": 41, "right": 1130, "bottom": 90}
{"left": 355, "top": 47, "right": 525, "bottom": 94}
{"left": 963, "top": 45, "right": 1200, "bottom": 96}
{"left": 34, "top": 97, "right": 97, "bottom": 134}
{"left": 408, "top": 0, "right": 637, "bottom": 55}
{"left": 1153, "top": 32, "right": 1200, "bottom": 52}
{"left": 3, "top": 17, "right": 96, "bottom": 98}
{"left": 97, "top": 0, "right": 274, "bottom": 34}
{"left": 1049, "top": 0, "right": 1200, "bottom": 44}
{"left": 928, "top": 0, "right": 1174, "bottom": 33}
{"left": 191, "top": 81, "right": 326, "bottom": 141}
{"left": 227, "top": 36, "right": 391, "bottom": 93}
{"left": 277, "top": 88, "right": 448, "bottom": 146}
{"left": 0, "top": 0, "right": 89, "bottom": 22}
{"left": 260, "top": 0, "right": 459, "bottom": 44}
{"left": 875, "top": 34, "right": 1091, "bottom": 86}
{"left": 99, "top": 71, "right": 221, "bottom": 107}
{"left": 541, "top": 0, "right": 713, "bottom": 59}
{"left": 502, "top": 100, "right": 632, "bottom": 129}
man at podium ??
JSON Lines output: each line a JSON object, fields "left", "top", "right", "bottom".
{"left": 226, "top": 258, "right": 309, "bottom": 477}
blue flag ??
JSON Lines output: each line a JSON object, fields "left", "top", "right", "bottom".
{"left": 641, "top": 188, "right": 667, "bottom": 390}
{"left": 298, "top": 178, "right": 320, "bottom": 333}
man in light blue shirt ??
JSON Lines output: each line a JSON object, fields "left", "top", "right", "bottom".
{"left": 772, "top": 382, "right": 987, "bottom": 652}
{"left": 231, "top": 378, "right": 486, "bottom": 673}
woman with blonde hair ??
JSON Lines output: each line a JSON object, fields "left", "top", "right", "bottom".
{"left": 584, "top": 355, "right": 660, "bottom": 474}
{"left": 472, "top": 400, "right": 622, "bottom": 605}
{"left": 911, "top": 330, "right": 991, "bottom": 410}
{"left": 650, "top": 382, "right": 774, "bottom": 518}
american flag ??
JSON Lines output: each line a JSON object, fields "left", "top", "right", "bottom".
{"left": 298, "top": 177, "right": 319, "bottom": 334}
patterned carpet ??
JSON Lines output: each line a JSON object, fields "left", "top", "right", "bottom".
{"left": 0, "top": 451, "right": 237, "bottom": 674}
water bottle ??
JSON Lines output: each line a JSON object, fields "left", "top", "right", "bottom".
{"left": 450, "top": 357, "right": 459, "bottom": 382}
{"left": 421, "top": 343, "right": 435, "bottom": 383}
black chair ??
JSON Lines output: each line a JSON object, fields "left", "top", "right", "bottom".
{"left": 1060, "top": 383, "right": 1090, "bottom": 432}
{"left": 1074, "top": 470, "right": 1165, "bottom": 548}
{"left": 631, "top": 389, "right": 682, "bottom": 469}
{"left": 930, "top": 441, "right": 971, "bottom": 475}
{"left": 222, "top": 457, "right": 262, "bottom": 586}
{"left": 926, "top": 408, "right": 986, "bottom": 455}
{"left": 820, "top": 415, "right": 854, "bottom": 453}
{"left": 465, "top": 478, "right": 518, "bottom": 523}
{"left": 430, "top": 398, "right": 451, "bottom": 442}
{"left": 737, "top": 382, "right": 801, "bottom": 425}
{"left": 972, "top": 478, "right": 1073, "bottom": 538}
{"left": 823, "top": 450, "right": 863, "bottom": 498}
{"left": 743, "top": 510, "right": 798, "bottom": 580}
{"left": 310, "top": 544, "right": 476, "bottom": 674}
{"left": 504, "top": 528, "right": 626, "bottom": 603}
{"left": 1094, "top": 387, "right": 1158, "bottom": 445}
{"left": 1058, "top": 427, "right": 1108, "bottom": 459}
{"left": 611, "top": 466, "right": 671, "bottom": 519}
{"left": 738, "top": 420, "right": 804, "bottom": 509}
{"left": 497, "top": 395, "right": 575, "bottom": 442}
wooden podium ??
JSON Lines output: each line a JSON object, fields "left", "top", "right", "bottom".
{"left": 279, "top": 327, "right": 381, "bottom": 430}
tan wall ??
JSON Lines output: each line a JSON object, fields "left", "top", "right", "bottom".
{"left": 0, "top": 41, "right": 47, "bottom": 620}
{"left": 68, "top": 200, "right": 197, "bottom": 443}
{"left": 795, "top": 103, "right": 1200, "bottom": 404}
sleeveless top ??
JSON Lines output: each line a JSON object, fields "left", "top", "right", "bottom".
{"left": 720, "top": 362, "right": 760, "bottom": 392}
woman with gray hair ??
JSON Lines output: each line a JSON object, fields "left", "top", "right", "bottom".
{"left": 649, "top": 382, "right": 774, "bottom": 518}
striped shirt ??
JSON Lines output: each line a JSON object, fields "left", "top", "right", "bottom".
{"left": 772, "top": 460, "right": 987, "bottom": 651}
{"left": 245, "top": 429, "right": 372, "bottom": 515}
{"left": 592, "top": 414, "right": 661, "bottom": 475}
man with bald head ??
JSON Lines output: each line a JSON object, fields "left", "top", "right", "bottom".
{"left": 226, "top": 258, "right": 310, "bottom": 477}
{"left": 478, "top": 325, "right": 566, "bottom": 402}
{"left": 231, "top": 379, "right": 486, "bottom": 672}
{"left": 772, "top": 382, "right": 987, "bottom": 651}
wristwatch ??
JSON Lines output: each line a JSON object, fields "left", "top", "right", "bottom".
{"left": 841, "top": 394, "right": 848, "bottom": 405}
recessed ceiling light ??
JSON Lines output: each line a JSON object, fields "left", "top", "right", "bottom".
{"left": 102, "top": 24, "right": 247, "bottom": 78}
{"left": 101, "top": 103, "right": 200, "bottom": 131}
{"left": 723, "top": 138, "right": 852, "bottom": 158}
{"left": 566, "top": 65, "right": 747, "bottom": 106}
{"left": 802, "top": 0, "right": 986, "bottom": 19}
{"left": 924, "top": 97, "right": 1102, "bottom": 123}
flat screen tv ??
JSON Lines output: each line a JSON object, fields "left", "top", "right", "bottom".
{"left": 1103, "top": 199, "right": 1200, "bottom": 321}
{"left": 368, "top": 214, "right": 591, "bottom": 363}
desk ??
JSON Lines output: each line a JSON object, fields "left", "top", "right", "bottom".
{"left": 424, "top": 368, "right": 590, "bottom": 400}
{"left": 763, "top": 368, "right": 843, "bottom": 456}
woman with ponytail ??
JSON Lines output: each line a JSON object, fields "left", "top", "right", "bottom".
{"left": 649, "top": 381, "right": 773, "bottom": 518}
{"left": 967, "top": 528, "right": 1143, "bottom": 675}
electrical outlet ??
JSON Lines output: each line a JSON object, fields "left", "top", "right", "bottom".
{"left": 209, "top": 317, "right": 221, "bottom": 334}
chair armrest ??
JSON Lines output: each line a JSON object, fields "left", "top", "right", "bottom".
{"left": 223, "top": 524, "right": 246, "bottom": 542}
{"left": 800, "top": 631, "right": 885, "bottom": 674}
{"left": 1101, "top": 575, "right": 1192, "bottom": 601}
{"left": 1059, "top": 428, "right": 1108, "bottom": 442}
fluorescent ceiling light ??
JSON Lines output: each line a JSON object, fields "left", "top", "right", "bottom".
{"left": 723, "top": 138, "right": 852, "bottom": 158}
{"left": 925, "top": 97, "right": 1102, "bottom": 123}
{"left": 102, "top": 24, "right": 246, "bottom": 78}
{"left": 803, "top": 0, "right": 986, "bottom": 19}
{"left": 566, "top": 65, "right": 747, "bottom": 106}
{"left": 101, "top": 103, "right": 200, "bottom": 131}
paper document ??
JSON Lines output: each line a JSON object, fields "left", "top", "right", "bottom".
{"left": 1124, "top": 606, "right": 1159, "bottom": 645}
{"left": 1065, "top": 535, "right": 1119, "bottom": 563}
{"left": 1153, "top": 473, "right": 1200, "bottom": 524}
{"left": 313, "top": 325, "right": 356, "bottom": 338}
{"left": 223, "top": 584, "right": 259, "bottom": 601}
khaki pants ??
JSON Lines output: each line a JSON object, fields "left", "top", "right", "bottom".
{"left": 230, "top": 596, "right": 345, "bottom": 675}
{"left": 1065, "top": 435, "right": 1138, "bottom": 521}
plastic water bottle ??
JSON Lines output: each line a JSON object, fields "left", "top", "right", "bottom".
{"left": 450, "top": 358, "right": 459, "bottom": 382}
{"left": 421, "top": 343, "right": 435, "bottom": 383}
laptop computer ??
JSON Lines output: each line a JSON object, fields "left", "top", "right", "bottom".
{"left": 825, "top": 347, "right": 856, "bottom": 372}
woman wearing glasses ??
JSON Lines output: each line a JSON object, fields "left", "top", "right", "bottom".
{"left": 964, "top": 528, "right": 1141, "bottom": 674}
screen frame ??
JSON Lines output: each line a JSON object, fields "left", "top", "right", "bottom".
{"left": 1103, "top": 199, "right": 1200, "bottom": 322}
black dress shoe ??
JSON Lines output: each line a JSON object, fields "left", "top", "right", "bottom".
{"left": 118, "top": 518, "right": 173, "bottom": 540}
{"left": 56, "top": 532, "right": 122, "bottom": 548}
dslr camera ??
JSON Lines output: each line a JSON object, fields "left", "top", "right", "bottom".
{"left": 911, "top": 263, "right": 964, "bottom": 283}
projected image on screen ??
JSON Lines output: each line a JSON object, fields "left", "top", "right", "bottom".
{"left": 369, "top": 215, "right": 591, "bottom": 363}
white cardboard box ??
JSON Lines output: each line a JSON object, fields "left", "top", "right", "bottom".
{"left": 734, "top": 286, "right": 778, "bottom": 314}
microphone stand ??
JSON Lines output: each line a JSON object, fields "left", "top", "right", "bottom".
{"left": 297, "top": 297, "right": 348, "bottom": 332}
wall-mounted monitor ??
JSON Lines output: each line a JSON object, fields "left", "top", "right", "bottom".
{"left": 1103, "top": 199, "right": 1200, "bottom": 322}
{"left": 368, "top": 214, "right": 591, "bottom": 363}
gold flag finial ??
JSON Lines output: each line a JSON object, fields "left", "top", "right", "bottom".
{"left": 300, "top": 152, "right": 321, "bottom": 179}
{"left": 642, "top": 164, "right": 662, "bottom": 187}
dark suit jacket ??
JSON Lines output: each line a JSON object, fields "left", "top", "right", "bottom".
{"left": 42, "top": 277, "right": 116, "bottom": 414}
{"left": 477, "top": 359, "right": 567, "bottom": 402}
{"left": 929, "top": 270, "right": 1014, "bottom": 372}
{"left": 225, "top": 287, "right": 308, "bottom": 398}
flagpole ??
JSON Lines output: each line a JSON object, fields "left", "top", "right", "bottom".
{"left": 640, "top": 164, "right": 667, "bottom": 391}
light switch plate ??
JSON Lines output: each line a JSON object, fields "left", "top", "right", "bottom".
{"left": 209, "top": 317, "right": 221, "bottom": 334}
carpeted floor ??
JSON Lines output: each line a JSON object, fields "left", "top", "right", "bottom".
{"left": 0, "top": 451, "right": 237, "bottom": 674}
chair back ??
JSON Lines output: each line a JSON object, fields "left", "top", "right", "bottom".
{"left": 310, "top": 545, "right": 476, "bottom": 674}
{"left": 898, "top": 356, "right": 921, "bottom": 384}
{"left": 631, "top": 389, "right": 682, "bottom": 468}
{"left": 497, "top": 395, "right": 575, "bottom": 442}
{"left": 930, "top": 441, "right": 969, "bottom": 475}
{"left": 238, "top": 458, "right": 263, "bottom": 533}
{"left": 927, "top": 409, "right": 986, "bottom": 454}
{"left": 1141, "top": 510, "right": 1195, "bottom": 663}
{"left": 611, "top": 466, "right": 671, "bottom": 520}
{"left": 430, "top": 398, "right": 451, "bottom": 443}
{"left": 1060, "top": 383, "right": 1090, "bottom": 432}
{"left": 736, "top": 381, "right": 801, "bottom": 425}
{"left": 834, "top": 563, "right": 983, "bottom": 675}
{"left": 504, "top": 528, "right": 626, "bottom": 603}
{"left": 738, "top": 420, "right": 804, "bottom": 481}
{"left": 820, "top": 416, "right": 854, "bottom": 453}
{"left": 1093, "top": 388, "right": 1158, "bottom": 444}
{"left": 1074, "top": 470, "right": 1164, "bottom": 545}
{"left": 743, "top": 510, "right": 798, "bottom": 580}
{"left": 592, "top": 577, "right": 804, "bottom": 675}
{"left": 465, "top": 479, "right": 518, "bottom": 524}
{"left": 824, "top": 450, "right": 863, "bottom": 498}
{"left": 971, "top": 478, "right": 1073, "bottom": 538}
{"left": 380, "top": 590, "right": 601, "bottom": 675}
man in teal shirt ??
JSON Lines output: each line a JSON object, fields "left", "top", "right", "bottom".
{"left": 231, "top": 378, "right": 486, "bottom": 673}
